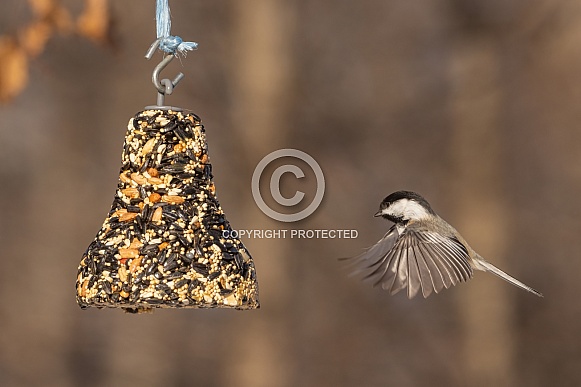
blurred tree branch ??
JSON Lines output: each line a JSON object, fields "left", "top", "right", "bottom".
{"left": 0, "top": 0, "right": 114, "bottom": 103}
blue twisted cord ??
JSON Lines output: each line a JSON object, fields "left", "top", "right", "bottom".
{"left": 156, "top": 0, "right": 198, "bottom": 55}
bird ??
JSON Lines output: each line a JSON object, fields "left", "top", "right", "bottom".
{"left": 345, "top": 190, "right": 543, "bottom": 299}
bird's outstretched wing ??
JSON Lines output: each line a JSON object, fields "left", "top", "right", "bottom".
{"left": 343, "top": 225, "right": 399, "bottom": 273}
{"left": 346, "top": 227, "right": 473, "bottom": 298}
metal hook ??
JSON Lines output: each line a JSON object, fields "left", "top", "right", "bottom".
{"left": 145, "top": 39, "right": 184, "bottom": 109}
{"left": 152, "top": 55, "right": 185, "bottom": 95}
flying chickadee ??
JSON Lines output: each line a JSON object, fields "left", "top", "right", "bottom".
{"left": 346, "top": 191, "right": 542, "bottom": 299}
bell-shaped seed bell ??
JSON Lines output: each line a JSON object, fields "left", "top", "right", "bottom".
{"left": 76, "top": 109, "right": 259, "bottom": 313}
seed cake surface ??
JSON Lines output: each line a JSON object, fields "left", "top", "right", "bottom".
{"left": 76, "top": 110, "right": 259, "bottom": 313}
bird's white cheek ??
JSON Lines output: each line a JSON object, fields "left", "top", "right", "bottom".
{"left": 384, "top": 199, "right": 430, "bottom": 220}
{"left": 403, "top": 202, "right": 431, "bottom": 220}
{"left": 382, "top": 199, "right": 408, "bottom": 217}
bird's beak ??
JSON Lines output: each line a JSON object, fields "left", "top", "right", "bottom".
{"left": 374, "top": 211, "right": 382, "bottom": 217}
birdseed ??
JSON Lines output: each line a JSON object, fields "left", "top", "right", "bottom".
{"left": 76, "top": 109, "right": 260, "bottom": 313}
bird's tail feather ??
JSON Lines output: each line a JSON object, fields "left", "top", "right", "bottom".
{"left": 475, "top": 258, "right": 543, "bottom": 297}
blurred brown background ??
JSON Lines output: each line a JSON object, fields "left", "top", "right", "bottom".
{"left": 0, "top": 0, "right": 579, "bottom": 386}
